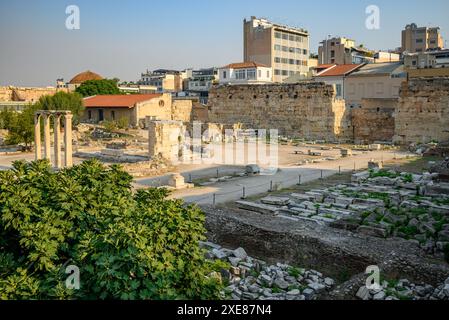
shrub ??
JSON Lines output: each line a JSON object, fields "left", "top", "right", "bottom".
{"left": 116, "top": 117, "right": 129, "bottom": 129}
{"left": 0, "top": 159, "right": 222, "bottom": 300}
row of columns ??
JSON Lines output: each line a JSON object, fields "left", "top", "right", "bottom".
{"left": 34, "top": 111, "right": 73, "bottom": 169}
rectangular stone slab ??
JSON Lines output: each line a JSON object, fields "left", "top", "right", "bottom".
{"left": 260, "top": 196, "right": 291, "bottom": 206}
{"left": 236, "top": 201, "right": 280, "bottom": 215}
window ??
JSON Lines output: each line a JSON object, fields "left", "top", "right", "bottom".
{"left": 159, "top": 100, "right": 165, "bottom": 107}
{"left": 88, "top": 110, "right": 92, "bottom": 120}
{"left": 289, "top": 35, "right": 295, "bottom": 41}
{"left": 331, "top": 50, "right": 335, "bottom": 58}
{"left": 282, "top": 33, "right": 288, "bottom": 40}
{"left": 336, "top": 84, "right": 342, "bottom": 97}
{"left": 247, "top": 69, "right": 256, "bottom": 80}
{"left": 275, "top": 32, "right": 281, "bottom": 39}
{"left": 275, "top": 57, "right": 281, "bottom": 63}
{"left": 289, "top": 71, "right": 295, "bottom": 76}
{"left": 281, "top": 70, "right": 288, "bottom": 76}
{"left": 258, "top": 69, "right": 262, "bottom": 78}
{"left": 274, "top": 44, "right": 281, "bottom": 51}
{"left": 289, "top": 47, "right": 295, "bottom": 53}
{"left": 267, "top": 70, "right": 270, "bottom": 78}
{"left": 235, "top": 69, "right": 246, "bottom": 79}
{"left": 376, "top": 82, "right": 383, "bottom": 94}
{"left": 281, "top": 58, "right": 288, "bottom": 64}
{"left": 111, "top": 110, "right": 115, "bottom": 120}
{"left": 223, "top": 71, "right": 227, "bottom": 79}
{"left": 416, "top": 38, "right": 424, "bottom": 43}
{"left": 289, "top": 59, "right": 295, "bottom": 65}
{"left": 282, "top": 46, "right": 288, "bottom": 52}
{"left": 303, "top": 49, "right": 308, "bottom": 55}
{"left": 274, "top": 69, "right": 281, "bottom": 75}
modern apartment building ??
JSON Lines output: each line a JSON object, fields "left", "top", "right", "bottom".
{"left": 139, "top": 69, "right": 183, "bottom": 93}
{"left": 218, "top": 62, "right": 272, "bottom": 85}
{"left": 185, "top": 68, "right": 219, "bottom": 103}
{"left": 318, "top": 37, "right": 374, "bottom": 65}
{"left": 401, "top": 23, "right": 444, "bottom": 53}
{"left": 243, "top": 16, "right": 309, "bottom": 83}
{"left": 404, "top": 49, "right": 449, "bottom": 78}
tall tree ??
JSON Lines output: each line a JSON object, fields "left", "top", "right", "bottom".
{"left": 75, "top": 79, "right": 121, "bottom": 97}
{"left": 35, "top": 91, "right": 84, "bottom": 125}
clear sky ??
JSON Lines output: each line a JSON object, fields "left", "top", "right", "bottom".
{"left": 1, "top": 0, "right": 448, "bottom": 87}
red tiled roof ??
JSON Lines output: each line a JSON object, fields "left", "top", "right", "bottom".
{"left": 83, "top": 94, "right": 162, "bottom": 108}
{"left": 223, "top": 62, "right": 269, "bottom": 69}
{"left": 316, "top": 64, "right": 335, "bottom": 69}
{"left": 315, "top": 64, "right": 363, "bottom": 77}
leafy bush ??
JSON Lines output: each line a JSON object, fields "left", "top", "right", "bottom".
{"left": 102, "top": 120, "right": 118, "bottom": 132}
{"left": 116, "top": 117, "right": 129, "bottom": 129}
{"left": 75, "top": 79, "right": 121, "bottom": 97}
{"left": 0, "top": 160, "right": 222, "bottom": 300}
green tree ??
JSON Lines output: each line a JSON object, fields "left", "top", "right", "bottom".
{"left": 35, "top": 92, "right": 84, "bottom": 125}
{"left": 0, "top": 160, "right": 222, "bottom": 300}
{"left": 0, "top": 104, "right": 37, "bottom": 148}
{"left": 75, "top": 79, "right": 121, "bottom": 97}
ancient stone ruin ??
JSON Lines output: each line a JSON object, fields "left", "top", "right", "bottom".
{"left": 34, "top": 110, "right": 73, "bottom": 168}
{"left": 208, "top": 82, "right": 352, "bottom": 142}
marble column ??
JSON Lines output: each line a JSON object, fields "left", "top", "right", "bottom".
{"left": 43, "top": 114, "right": 51, "bottom": 160}
{"left": 34, "top": 113, "right": 41, "bottom": 160}
{"left": 64, "top": 114, "right": 73, "bottom": 167}
{"left": 54, "top": 114, "right": 62, "bottom": 169}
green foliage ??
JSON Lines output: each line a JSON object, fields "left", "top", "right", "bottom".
{"left": 116, "top": 117, "right": 129, "bottom": 129}
{"left": 0, "top": 160, "right": 222, "bottom": 300}
{"left": 102, "top": 120, "right": 118, "bottom": 132}
{"left": 0, "top": 105, "right": 37, "bottom": 147}
{"left": 75, "top": 79, "right": 121, "bottom": 97}
{"left": 287, "top": 267, "right": 304, "bottom": 278}
{"left": 35, "top": 92, "right": 84, "bottom": 125}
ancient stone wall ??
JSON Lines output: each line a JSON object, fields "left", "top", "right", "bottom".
{"left": 352, "top": 98, "right": 396, "bottom": 144}
{"left": 394, "top": 77, "right": 449, "bottom": 145}
{"left": 208, "top": 83, "right": 352, "bottom": 141}
{"left": 171, "top": 99, "right": 194, "bottom": 122}
{"left": 0, "top": 86, "right": 67, "bottom": 102}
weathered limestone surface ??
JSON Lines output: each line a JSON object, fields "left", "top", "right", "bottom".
{"left": 0, "top": 86, "right": 67, "bottom": 102}
{"left": 394, "top": 78, "right": 449, "bottom": 144}
{"left": 148, "top": 120, "right": 185, "bottom": 161}
{"left": 208, "top": 83, "right": 352, "bottom": 141}
{"left": 352, "top": 98, "right": 396, "bottom": 144}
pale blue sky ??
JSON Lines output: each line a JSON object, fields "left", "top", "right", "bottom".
{"left": 1, "top": 0, "right": 448, "bottom": 86}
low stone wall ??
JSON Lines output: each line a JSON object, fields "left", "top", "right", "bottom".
{"left": 352, "top": 98, "right": 396, "bottom": 144}
{"left": 208, "top": 83, "right": 352, "bottom": 142}
{"left": 394, "top": 77, "right": 449, "bottom": 145}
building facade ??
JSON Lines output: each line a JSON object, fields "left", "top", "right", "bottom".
{"left": 218, "top": 62, "right": 273, "bottom": 85}
{"left": 318, "top": 37, "right": 374, "bottom": 65}
{"left": 313, "top": 64, "right": 363, "bottom": 100}
{"left": 401, "top": 23, "right": 444, "bottom": 53}
{"left": 186, "top": 68, "right": 219, "bottom": 103}
{"left": 243, "top": 16, "right": 309, "bottom": 83}
{"left": 344, "top": 62, "right": 407, "bottom": 108}
{"left": 82, "top": 93, "right": 172, "bottom": 127}
{"left": 139, "top": 69, "right": 183, "bottom": 93}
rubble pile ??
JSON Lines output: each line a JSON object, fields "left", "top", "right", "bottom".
{"left": 355, "top": 277, "right": 449, "bottom": 300}
{"left": 201, "top": 242, "right": 335, "bottom": 300}
{"left": 235, "top": 169, "right": 449, "bottom": 256}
